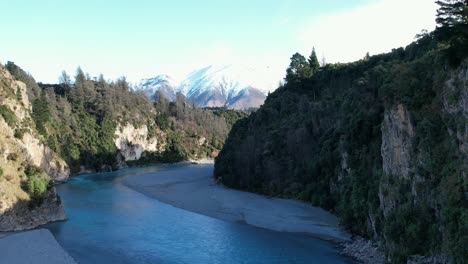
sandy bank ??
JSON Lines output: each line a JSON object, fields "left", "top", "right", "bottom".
{"left": 124, "top": 164, "right": 350, "bottom": 241}
{"left": 0, "top": 229, "right": 76, "bottom": 264}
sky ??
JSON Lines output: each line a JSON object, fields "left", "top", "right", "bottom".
{"left": 0, "top": 0, "right": 437, "bottom": 92}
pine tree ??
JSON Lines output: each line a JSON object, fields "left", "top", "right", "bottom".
{"left": 71, "top": 67, "right": 86, "bottom": 106}
{"left": 435, "top": 0, "right": 468, "bottom": 63}
{"left": 308, "top": 47, "right": 320, "bottom": 74}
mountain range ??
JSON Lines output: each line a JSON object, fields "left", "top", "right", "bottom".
{"left": 136, "top": 65, "right": 267, "bottom": 109}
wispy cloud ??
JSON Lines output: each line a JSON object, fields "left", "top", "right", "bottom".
{"left": 297, "top": 0, "right": 437, "bottom": 63}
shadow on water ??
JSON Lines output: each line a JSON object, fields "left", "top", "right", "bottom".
{"left": 43, "top": 164, "right": 354, "bottom": 264}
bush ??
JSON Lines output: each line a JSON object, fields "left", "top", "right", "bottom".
{"left": 0, "top": 167, "right": 3, "bottom": 178}
{"left": 7, "top": 153, "right": 19, "bottom": 161}
{"left": 24, "top": 166, "right": 49, "bottom": 197}
{"left": 0, "top": 105, "right": 17, "bottom": 127}
{"left": 27, "top": 175, "right": 49, "bottom": 196}
{"left": 14, "top": 128, "right": 26, "bottom": 139}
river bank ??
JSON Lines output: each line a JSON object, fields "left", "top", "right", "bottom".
{"left": 123, "top": 163, "right": 387, "bottom": 263}
{"left": 124, "top": 164, "right": 350, "bottom": 241}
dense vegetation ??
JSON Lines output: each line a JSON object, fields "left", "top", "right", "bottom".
{"left": 4, "top": 63, "right": 249, "bottom": 173}
{"left": 215, "top": 1, "right": 467, "bottom": 263}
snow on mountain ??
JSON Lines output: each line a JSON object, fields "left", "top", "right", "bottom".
{"left": 177, "top": 65, "right": 250, "bottom": 99}
{"left": 136, "top": 74, "right": 178, "bottom": 101}
{"left": 135, "top": 65, "right": 267, "bottom": 109}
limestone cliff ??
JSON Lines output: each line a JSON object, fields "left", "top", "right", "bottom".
{"left": 114, "top": 123, "right": 165, "bottom": 161}
{"left": 0, "top": 66, "right": 68, "bottom": 231}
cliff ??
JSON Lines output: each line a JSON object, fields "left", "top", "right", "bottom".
{"left": 114, "top": 123, "right": 165, "bottom": 161}
{"left": 0, "top": 66, "right": 69, "bottom": 231}
{"left": 215, "top": 35, "right": 467, "bottom": 263}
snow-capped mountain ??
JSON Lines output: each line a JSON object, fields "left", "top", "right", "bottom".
{"left": 137, "top": 74, "right": 178, "bottom": 101}
{"left": 135, "top": 65, "right": 266, "bottom": 109}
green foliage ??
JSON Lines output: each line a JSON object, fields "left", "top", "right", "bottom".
{"left": 211, "top": 108, "right": 249, "bottom": 130}
{"left": 24, "top": 166, "right": 49, "bottom": 197}
{"left": 153, "top": 94, "right": 247, "bottom": 161}
{"left": 14, "top": 128, "right": 27, "bottom": 139}
{"left": 435, "top": 0, "right": 468, "bottom": 64}
{"left": 384, "top": 205, "right": 438, "bottom": 262}
{"left": 31, "top": 95, "right": 50, "bottom": 136}
{"left": 0, "top": 167, "right": 3, "bottom": 178}
{"left": 308, "top": 47, "right": 320, "bottom": 74}
{"left": 27, "top": 175, "right": 49, "bottom": 196}
{"left": 0, "top": 105, "right": 17, "bottom": 127}
{"left": 5, "top": 61, "right": 42, "bottom": 99}
{"left": 215, "top": 28, "right": 467, "bottom": 262}
{"left": 155, "top": 112, "right": 169, "bottom": 130}
{"left": 285, "top": 53, "right": 313, "bottom": 84}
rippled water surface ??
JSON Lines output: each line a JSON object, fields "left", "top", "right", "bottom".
{"left": 44, "top": 164, "right": 353, "bottom": 264}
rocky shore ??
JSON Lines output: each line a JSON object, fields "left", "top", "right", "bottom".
{"left": 341, "top": 236, "right": 385, "bottom": 264}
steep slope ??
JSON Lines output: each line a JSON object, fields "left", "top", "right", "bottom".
{"left": 215, "top": 34, "right": 467, "bottom": 263}
{"left": 0, "top": 65, "right": 69, "bottom": 231}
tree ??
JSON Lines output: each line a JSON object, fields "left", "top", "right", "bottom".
{"left": 364, "top": 52, "right": 370, "bottom": 60}
{"left": 285, "top": 53, "right": 312, "bottom": 84}
{"left": 58, "top": 71, "right": 71, "bottom": 86}
{"left": 308, "top": 47, "right": 320, "bottom": 74}
{"left": 71, "top": 67, "right": 86, "bottom": 105}
{"left": 436, "top": 0, "right": 467, "bottom": 30}
{"left": 435, "top": 0, "right": 468, "bottom": 63}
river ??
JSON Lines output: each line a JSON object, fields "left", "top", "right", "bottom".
{"left": 44, "top": 164, "right": 353, "bottom": 264}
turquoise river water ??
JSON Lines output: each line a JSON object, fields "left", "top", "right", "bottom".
{"left": 44, "top": 164, "right": 353, "bottom": 264}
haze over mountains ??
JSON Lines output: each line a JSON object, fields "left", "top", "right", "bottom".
{"left": 136, "top": 65, "right": 267, "bottom": 109}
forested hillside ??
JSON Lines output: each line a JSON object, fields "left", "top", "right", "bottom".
{"left": 3, "top": 63, "right": 248, "bottom": 174}
{"left": 215, "top": 1, "right": 467, "bottom": 262}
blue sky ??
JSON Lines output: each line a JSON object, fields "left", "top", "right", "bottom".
{"left": 1, "top": 0, "right": 437, "bottom": 91}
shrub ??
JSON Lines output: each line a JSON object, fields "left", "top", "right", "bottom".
{"left": 0, "top": 167, "right": 3, "bottom": 178}
{"left": 7, "top": 153, "right": 18, "bottom": 161}
{"left": 27, "top": 175, "right": 49, "bottom": 196}
{"left": 14, "top": 128, "right": 26, "bottom": 139}
{"left": 0, "top": 105, "right": 17, "bottom": 127}
{"left": 24, "top": 166, "right": 49, "bottom": 196}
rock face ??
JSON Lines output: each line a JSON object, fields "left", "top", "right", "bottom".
{"left": 0, "top": 66, "right": 68, "bottom": 231}
{"left": 0, "top": 187, "right": 65, "bottom": 231}
{"left": 381, "top": 104, "right": 414, "bottom": 180}
{"left": 114, "top": 124, "right": 165, "bottom": 161}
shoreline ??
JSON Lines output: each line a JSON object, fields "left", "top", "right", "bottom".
{"left": 123, "top": 163, "right": 385, "bottom": 263}
{"left": 123, "top": 164, "right": 350, "bottom": 242}
{"left": 70, "top": 158, "right": 215, "bottom": 177}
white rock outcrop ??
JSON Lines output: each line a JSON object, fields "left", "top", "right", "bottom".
{"left": 114, "top": 124, "right": 165, "bottom": 161}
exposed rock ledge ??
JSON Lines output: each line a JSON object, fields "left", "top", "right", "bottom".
{"left": 0, "top": 188, "right": 66, "bottom": 232}
{"left": 114, "top": 123, "right": 165, "bottom": 161}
